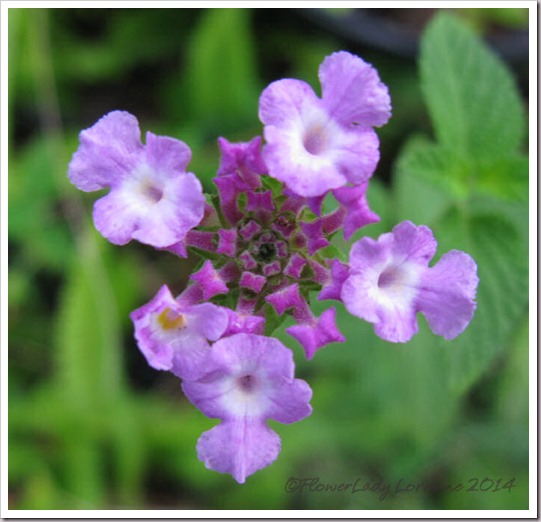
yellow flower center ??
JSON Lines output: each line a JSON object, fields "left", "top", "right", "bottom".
{"left": 157, "top": 308, "right": 187, "bottom": 330}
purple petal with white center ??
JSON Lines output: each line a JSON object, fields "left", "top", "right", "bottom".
{"left": 182, "top": 333, "right": 312, "bottom": 482}
{"left": 69, "top": 112, "right": 205, "bottom": 248}
{"left": 342, "top": 221, "right": 477, "bottom": 343}
{"left": 342, "top": 269, "right": 421, "bottom": 343}
{"left": 260, "top": 80, "right": 348, "bottom": 197}
{"left": 68, "top": 111, "right": 142, "bottom": 191}
{"left": 373, "top": 300, "right": 419, "bottom": 343}
{"left": 342, "top": 227, "right": 424, "bottom": 342}
{"left": 182, "top": 334, "right": 312, "bottom": 421}
{"left": 262, "top": 127, "right": 345, "bottom": 197}
{"left": 182, "top": 334, "right": 300, "bottom": 419}
{"left": 347, "top": 233, "right": 392, "bottom": 273}
{"left": 262, "top": 113, "right": 380, "bottom": 197}
{"left": 190, "top": 260, "right": 229, "bottom": 300}
{"left": 259, "top": 56, "right": 387, "bottom": 197}
{"left": 130, "top": 285, "right": 228, "bottom": 379}
{"left": 92, "top": 169, "right": 204, "bottom": 247}
{"left": 418, "top": 250, "right": 478, "bottom": 340}
{"left": 286, "top": 307, "right": 346, "bottom": 359}
{"left": 319, "top": 51, "right": 392, "bottom": 128}
{"left": 136, "top": 173, "right": 205, "bottom": 247}
{"left": 333, "top": 183, "right": 380, "bottom": 240}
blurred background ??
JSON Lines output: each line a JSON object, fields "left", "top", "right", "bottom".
{"left": 8, "top": 7, "right": 529, "bottom": 510}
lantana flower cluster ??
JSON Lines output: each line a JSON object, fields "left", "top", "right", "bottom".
{"left": 69, "top": 51, "right": 478, "bottom": 483}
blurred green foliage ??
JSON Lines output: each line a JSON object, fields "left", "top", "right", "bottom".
{"left": 8, "top": 8, "right": 529, "bottom": 511}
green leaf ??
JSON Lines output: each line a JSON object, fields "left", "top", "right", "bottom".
{"left": 9, "top": 135, "right": 73, "bottom": 271}
{"left": 436, "top": 210, "right": 529, "bottom": 392}
{"left": 395, "top": 137, "right": 462, "bottom": 217}
{"left": 184, "top": 9, "right": 259, "bottom": 129}
{"left": 54, "top": 227, "right": 129, "bottom": 505}
{"left": 264, "top": 303, "right": 288, "bottom": 336}
{"left": 387, "top": 11, "right": 529, "bottom": 440}
{"left": 317, "top": 243, "right": 347, "bottom": 263}
{"left": 396, "top": 163, "right": 528, "bottom": 395}
{"left": 261, "top": 175, "right": 284, "bottom": 198}
{"left": 420, "top": 13, "right": 525, "bottom": 160}
{"left": 475, "top": 153, "right": 529, "bottom": 202}
{"left": 396, "top": 136, "right": 528, "bottom": 205}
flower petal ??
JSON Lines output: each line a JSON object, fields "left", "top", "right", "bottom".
{"left": 92, "top": 170, "right": 204, "bottom": 247}
{"left": 342, "top": 231, "right": 424, "bottom": 343}
{"left": 319, "top": 51, "right": 391, "bottom": 127}
{"left": 183, "top": 303, "right": 229, "bottom": 341}
{"left": 259, "top": 79, "right": 318, "bottom": 126}
{"left": 196, "top": 418, "right": 280, "bottom": 484}
{"left": 286, "top": 307, "right": 346, "bottom": 359}
{"left": 92, "top": 187, "right": 145, "bottom": 246}
{"left": 333, "top": 183, "right": 380, "bottom": 240}
{"left": 68, "top": 111, "right": 143, "bottom": 191}
{"left": 262, "top": 125, "right": 348, "bottom": 197}
{"left": 182, "top": 334, "right": 309, "bottom": 420}
{"left": 145, "top": 131, "right": 192, "bottom": 175}
{"left": 133, "top": 172, "right": 205, "bottom": 247}
{"left": 70, "top": 112, "right": 205, "bottom": 248}
{"left": 390, "top": 221, "right": 438, "bottom": 265}
{"left": 131, "top": 285, "right": 225, "bottom": 379}
{"left": 418, "top": 250, "right": 478, "bottom": 340}
{"left": 266, "top": 379, "right": 313, "bottom": 424}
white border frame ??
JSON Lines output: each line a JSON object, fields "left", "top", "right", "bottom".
{"left": 1, "top": 1, "right": 537, "bottom": 518}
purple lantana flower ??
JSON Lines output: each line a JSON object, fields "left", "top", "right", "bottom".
{"left": 130, "top": 285, "right": 229, "bottom": 380}
{"left": 259, "top": 51, "right": 391, "bottom": 197}
{"left": 68, "top": 49, "right": 480, "bottom": 484}
{"left": 340, "top": 221, "right": 478, "bottom": 343}
{"left": 68, "top": 111, "right": 205, "bottom": 248}
{"left": 182, "top": 333, "right": 312, "bottom": 483}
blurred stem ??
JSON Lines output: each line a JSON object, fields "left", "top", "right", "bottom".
{"left": 31, "top": 8, "right": 125, "bottom": 398}
{"left": 29, "top": 9, "right": 142, "bottom": 506}
{"left": 31, "top": 9, "right": 84, "bottom": 236}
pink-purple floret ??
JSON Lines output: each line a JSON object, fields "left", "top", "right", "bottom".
{"left": 68, "top": 51, "right": 478, "bottom": 484}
